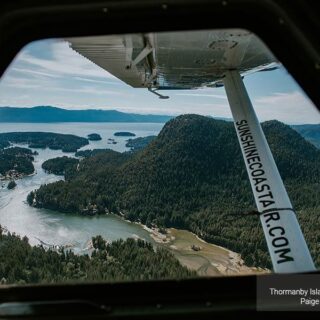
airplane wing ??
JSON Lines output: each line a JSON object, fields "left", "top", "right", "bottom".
{"left": 67, "top": 29, "right": 278, "bottom": 90}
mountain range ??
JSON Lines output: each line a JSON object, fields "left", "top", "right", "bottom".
{"left": 1, "top": 106, "right": 319, "bottom": 150}
{"left": 0, "top": 106, "right": 173, "bottom": 123}
{"left": 292, "top": 124, "right": 320, "bottom": 148}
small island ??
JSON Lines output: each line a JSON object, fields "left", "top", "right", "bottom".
{"left": 114, "top": 132, "right": 136, "bottom": 137}
{"left": 126, "top": 136, "right": 156, "bottom": 152}
{"left": 87, "top": 133, "right": 102, "bottom": 141}
{"left": 42, "top": 156, "right": 79, "bottom": 176}
{"left": 7, "top": 180, "right": 17, "bottom": 190}
{"left": 75, "top": 149, "right": 111, "bottom": 158}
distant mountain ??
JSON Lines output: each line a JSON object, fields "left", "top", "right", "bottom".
{"left": 28, "top": 115, "right": 320, "bottom": 269}
{"left": 0, "top": 106, "right": 173, "bottom": 123}
{"left": 291, "top": 124, "right": 320, "bottom": 148}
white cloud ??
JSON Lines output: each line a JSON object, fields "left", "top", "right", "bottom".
{"left": 254, "top": 91, "right": 320, "bottom": 124}
{"left": 174, "top": 93, "right": 228, "bottom": 99}
{"left": 1, "top": 39, "right": 319, "bottom": 123}
{"left": 1, "top": 74, "right": 129, "bottom": 97}
{"left": 1, "top": 76, "right": 42, "bottom": 89}
{"left": 255, "top": 92, "right": 293, "bottom": 104}
{"left": 47, "top": 86, "right": 131, "bottom": 96}
{"left": 18, "top": 41, "right": 118, "bottom": 80}
{"left": 73, "top": 77, "right": 121, "bottom": 85}
{"left": 11, "top": 67, "right": 60, "bottom": 78}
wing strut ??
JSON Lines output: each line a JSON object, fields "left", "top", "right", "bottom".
{"left": 223, "top": 70, "right": 315, "bottom": 273}
{"left": 148, "top": 88, "right": 169, "bottom": 99}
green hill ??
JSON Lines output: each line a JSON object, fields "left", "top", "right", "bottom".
{"left": 28, "top": 115, "right": 320, "bottom": 269}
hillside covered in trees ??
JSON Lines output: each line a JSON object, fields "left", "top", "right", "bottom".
{"left": 27, "top": 115, "right": 320, "bottom": 269}
{"left": 0, "top": 227, "right": 194, "bottom": 284}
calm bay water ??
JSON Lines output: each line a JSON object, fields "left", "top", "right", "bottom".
{"left": 0, "top": 122, "right": 164, "bottom": 253}
{"left": 0, "top": 122, "right": 164, "bottom": 152}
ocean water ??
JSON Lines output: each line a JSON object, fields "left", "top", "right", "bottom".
{"left": 0, "top": 122, "right": 164, "bottom": 252}
{"left": 0, "top": 122, "right": 164, "bottom": 152}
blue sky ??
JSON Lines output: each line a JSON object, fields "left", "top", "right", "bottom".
{"left": 0, "top": 38, "right": 319, "bottom": 124}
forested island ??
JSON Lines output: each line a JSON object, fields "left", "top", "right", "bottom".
{"left": 87, "top": 133, "right": 102, "bottom": 141}
{"left": 0, "top": 227, "right": 194, "bottom": 284}
{"left": 7, "top": 180, "right": 17, "bottom": 190}
{"left": 75, "top": 149, "right": 112, "bottom": 158}
{"left": 0, "top": 147, "right": 36, "bottom": 178}
{"left": 126, "top": 136, "right": 156, "bottom": 152}
{"left": 27, "top": 115, "right": 320, "bottom": 269}
{"left": 114, "top": 132, "right": 136, "bottom": 137}
{"left": 42, "top": 156, "right": 79, "bottom": 176}
{"left": 0, "top": 132, "right": 89, "bottom": 152}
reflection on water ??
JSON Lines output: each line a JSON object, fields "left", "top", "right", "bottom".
{"left": 0, "top": 123, "right": 163, "bottom": 252}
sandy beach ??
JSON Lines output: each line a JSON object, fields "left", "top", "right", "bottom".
{"left": 142, "top": 225, "right": 269, "bottom": 276}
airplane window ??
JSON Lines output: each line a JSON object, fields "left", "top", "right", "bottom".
{"left": 0, "top": 29, "right": 319, "bottom": 286}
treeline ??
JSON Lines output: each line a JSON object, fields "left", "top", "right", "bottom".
{"left": 42, "top": 156, "right": 79, "bottom": 176}
{"left": 0, "top": 132, "right": 89, "bottom": 152}
{"left": 0, "top": 147, "right": 35, "bottom": 176}
{"left": 0, "top": 227, "right": 195, "bottom": 285}
{"left": 27, "top": 115, "right": 320, "bottom": 269}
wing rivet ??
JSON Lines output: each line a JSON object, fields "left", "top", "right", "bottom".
{"left": 222, "top": 0, "right": 228, "bottom": 6}
{"left": 162, "top": 4, "right": 168, "bottom": 10}
{"left": 102, "top": 7, "right": 108, "bottom": 13}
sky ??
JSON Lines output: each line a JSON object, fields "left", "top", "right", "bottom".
{"left": 0, "top": 38, "right": 319, "bottom": 124}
